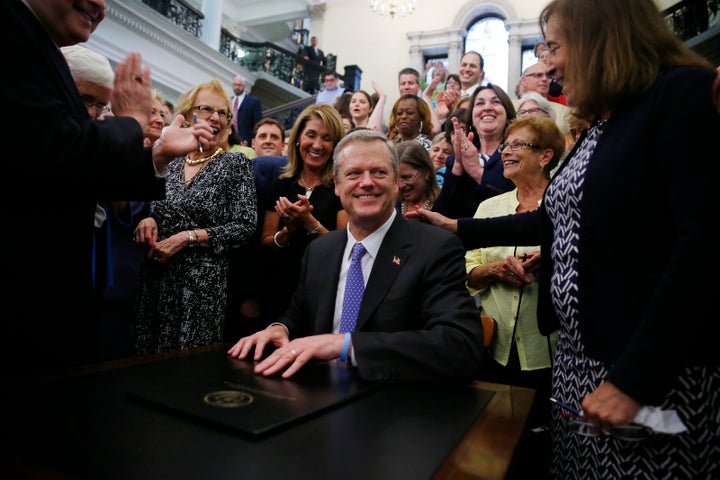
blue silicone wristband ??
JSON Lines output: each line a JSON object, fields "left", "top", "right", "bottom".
{"left": 340, "top": 332, "right": 351, "bottom": 362}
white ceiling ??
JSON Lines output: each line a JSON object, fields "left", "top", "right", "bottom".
{"left": 186, "top": 0, "right": 325, "bottom": 43}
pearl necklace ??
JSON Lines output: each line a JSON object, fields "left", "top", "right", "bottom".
{"left": 299, "top": 175, "right": 322, "bottom": 200}
{"left": 185, "top": 147, "right": 223, "bottom": 166}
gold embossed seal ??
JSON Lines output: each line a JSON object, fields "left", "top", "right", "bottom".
{"left": 203, "top": 390, "right": 254, "bottom": 408}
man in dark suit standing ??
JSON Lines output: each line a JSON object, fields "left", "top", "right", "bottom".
{"left": 231, "top": 74, "right": 263, "bottom": 145}
{"left": 228, "top": 129, "right": 485, "bottom": 382}
{"left": 1, "top": 0, "right": 213, "bottom": 381}
{"left": 302, "top": 36, "right": 326, "bottom": 94}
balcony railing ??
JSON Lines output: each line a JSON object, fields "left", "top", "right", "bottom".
{"left": 139, "top": 1, "right": 336, "bottom": 97}
{"left": 220, "top": 29, "right": 328, "bottom": 95}
{"left": 141, "top": 0, "right": 203, "bottom": 37}
{"left": 664, "top": 0, "right": 719, "bottom": 41}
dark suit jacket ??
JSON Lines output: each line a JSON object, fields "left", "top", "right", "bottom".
{"left": 2, "top": 0, "right": 165, "bottom": 379}
{"left": 457, "top": 66, "right": 720, "bottom": 404}
{"left": 303, "top": 45, "right": 325, "bottom": 66}
{"left": 233, "top": 94, "right": 263, "bottom": 144}
{"left": 278, "top": 214, "right": 485, "bottom": 382}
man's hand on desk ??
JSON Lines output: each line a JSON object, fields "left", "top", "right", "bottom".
{"left": 228, "top": 328, "right": 349, "bottom": 379}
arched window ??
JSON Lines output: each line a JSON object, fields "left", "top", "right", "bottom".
{"left": 465, "top": 16, "right": 509, "bottom": 92}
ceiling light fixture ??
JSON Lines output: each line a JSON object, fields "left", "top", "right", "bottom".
{"left": 369, "top": 0, "right": 416, "bottom": 18}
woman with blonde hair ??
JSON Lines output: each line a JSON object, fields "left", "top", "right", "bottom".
{"left": 133, "top": 79, "right": 257, "bottom": 355}
{"left": 260, "top": 104, "right": 348, "bottom": 320}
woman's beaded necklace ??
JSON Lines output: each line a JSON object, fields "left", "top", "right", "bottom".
{"left": 181, "top": 147, "right": 223, "bottom": 186}
{"left": 185, "top": 147, "right": 223, "bottom": 166}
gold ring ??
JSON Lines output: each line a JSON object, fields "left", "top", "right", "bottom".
{"left": 290, "top": 349, "right": 297, "bottom": 356}
{"left": 131, "top": 74, "right": 142, "bottom": 82}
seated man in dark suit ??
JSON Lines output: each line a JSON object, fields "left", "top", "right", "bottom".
{"left": 228, "top": 129, "right": 485, "bottom": 382}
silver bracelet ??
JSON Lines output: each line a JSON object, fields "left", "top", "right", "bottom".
{"left": 307, "top": 222, "right": 323, "bottom": 237}
{"left": 186, "top": 230, "right": 196, "bottom": 247}
{"left": 273, "top": 230, "right": 288, "bottom": 248}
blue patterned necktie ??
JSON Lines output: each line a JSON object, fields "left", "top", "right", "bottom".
{"left": 339, "top": 243, "right": 367, "bottom": 333}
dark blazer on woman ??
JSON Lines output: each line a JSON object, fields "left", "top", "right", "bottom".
{"left": 2, "top": 0, "right": 165, "bottom": 378}
{"left": 278, "top": 214, "right": 485, "bottom": 382}
{"left": 456, "top": 67, "right": 720, "bottom": 405}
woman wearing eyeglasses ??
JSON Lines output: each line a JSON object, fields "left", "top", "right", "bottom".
{"left": 516, "top": 92, "right": 556, "bottom": 121}
{"left": 465, "top": 117, "right": 564, "bottom": 477}
{"left": 132, "top": 79, "right": 257, "bottom": 356}
{"left": 394, "top": 141, "right": 441, "bottom": 216}
{"left": 408, "top": 1, "right": 720, "bottom": 477}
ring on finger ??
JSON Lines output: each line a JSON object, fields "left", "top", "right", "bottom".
{"left": 290, "top": 349, "right": 297, "bottom": 356}
{"left": 131, "top": 74, "right": 142, "bottom": 82}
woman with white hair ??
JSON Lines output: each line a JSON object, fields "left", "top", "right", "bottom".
{"left": 61, "top": 44, "right": 114, "bottom": 119}
{"left": 516, "top": 91, "right": 556, "bottom": 122}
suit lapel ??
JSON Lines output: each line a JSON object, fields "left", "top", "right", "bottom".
{"left": 316, "top": 231, "right": 347, "bottom": 332}
{"left": 356, "top": 215, "right": 410, "bottom": 329}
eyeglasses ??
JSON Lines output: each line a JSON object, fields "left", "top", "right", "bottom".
{"left": 79, "top": 94, "right": 109, "bottom": 118}
{"left": 517, "top": 107, "right": 549, "bottom": 117}
{"left": 398, "top": 169, "right": 424, "bottom": 185}
{"left": 499, "top": 141, "right": 539, "bottom": 152}
{"left": 560, "top": 412, "right": 653, "bottom": 442}
{"left": 193, "top": 105, "right": 232, "bottom": 121}
{"left": 524, "top": 72, "right": 551, "bottom": 79}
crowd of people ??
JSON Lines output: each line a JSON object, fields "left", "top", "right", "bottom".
{"left": 9, "top": 0, "right": 720, "bottom": 478}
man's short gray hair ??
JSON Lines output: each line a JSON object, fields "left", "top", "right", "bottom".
{"left": 333, "top": 129, "right": 399, "bottom": 177}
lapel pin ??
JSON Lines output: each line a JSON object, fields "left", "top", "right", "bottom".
{"left": 393, "top": 256, "right": 401, "bottom": 265}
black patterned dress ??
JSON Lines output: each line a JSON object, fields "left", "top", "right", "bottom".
{"left": 133, "top": 152, "right": 257, "bottom": 355}
{"left": 544, "top": 122, "right": 720, "bottom": 478}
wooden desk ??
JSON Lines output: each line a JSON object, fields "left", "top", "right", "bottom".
{"left": 5, "top": 345, "right": 534, "bottom": 480}
{"left": 435, "top": 381, "right": 535, "bottom": 480}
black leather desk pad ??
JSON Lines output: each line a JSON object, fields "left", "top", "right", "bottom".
{"left": 5, "top": 349, "right": 495, "bottom": 480}
{"left": 127, "top": 351, "right": 382, "bottom": 439}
